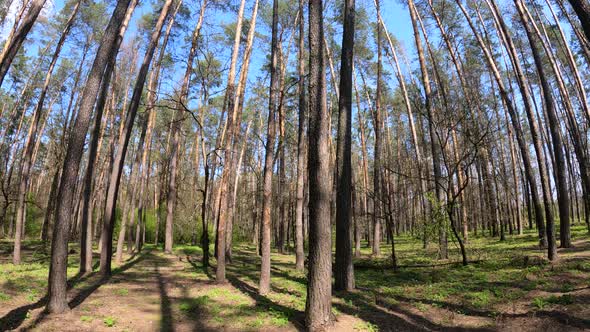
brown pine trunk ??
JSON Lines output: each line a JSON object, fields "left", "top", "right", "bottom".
{"left": 567, "top": 0, "right": 590, "bottom": 47}
{"left": 164, "top": 0, "right": 207, "bottom": 255}
{"left": 305, "top": 0, "right": 332, "bottom": 329}
{"left": 482, "top": 0, "right": 555, "bottom": 256}
{"left": 223, "top": 0, "right": 258, "bottom": 264}
{"left": 372, "top": 0, "right": 383, "bottom": 257}
{"left": 334, "top": 0, "right": 355, "bottom": 292}
{"left": 515, "top": 0, "right": 564, "bottom": 254}
{"left": 47, "top": 0, "right": 135, "bottom": 313}
{"left": 456, "top": 0, "right": 548, "bottom": 249}
{"left": 215, "top": 0, "right": 245, "bottom": 279}
{"left": 259, "top": 0, "right": 279, "bottom": 296}
{"left": 12, "top": 0, "right": 81, "bottom": 265}
{"left": 99, "top": 0, "right": 172, "bottom": 275}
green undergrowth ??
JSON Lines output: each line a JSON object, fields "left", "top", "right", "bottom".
{"left": 0, "top": 223, "right": 588, "bottom": 331}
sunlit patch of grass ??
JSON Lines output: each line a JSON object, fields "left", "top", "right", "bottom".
{"left": 115, "top": 288, "right": 129, "bottom": 296}
{"left": 0, "top": 291, "right": 11, "bottom": 301}
{"left": 103, "top": 316, "right": 117, "bottom": 327}
{"left": 354, "top": 321, "right": 379, "bottom": 331}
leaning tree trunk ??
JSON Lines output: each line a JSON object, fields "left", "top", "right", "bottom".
{"left": 47, "top": 0, "right": 135, "bottom": 314}
{"left": 0, "top": 0, "right": 47, "bottom": 87}
{"left": 12, "top": 0, "right": 81, "bottom": 265}
{"left": 456, "top": 0, "right": 548, "bottom": 250}
{"left": 482, "top": 0, "right": 556, "bottom": 257}
{"left": 567, "top": 0, "right": 590, "bottom": 47}
{"left": 79, "top": 27, "right": 118, "bottom": 275}
{"left": 515, "top": 0, "right": 564, "bottom": 254}
{"left": 98, "top": 0, "right": 173, "bottom": 276}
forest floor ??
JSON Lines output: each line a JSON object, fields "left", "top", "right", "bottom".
{"left": 0, "top": 224, "right": 589, "bottom": 331}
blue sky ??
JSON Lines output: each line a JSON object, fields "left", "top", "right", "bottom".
{"left": 0, "top": 0, "right": 418, "bottom": 116}
{"left": 2, "top": 0, "right": 416, "bottom": 69}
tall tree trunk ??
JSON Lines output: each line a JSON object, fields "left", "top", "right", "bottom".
{"left": 259, "top": 0, "right": 279, "bottom": 296}
{"left": 99, "top": 0, "right": 172, "bottom": 275}
{"left": 456, "top": 0, "right": 548, "bottom": 249}
{"left": 47, "top": 0, "right": 135, "bottom": 313}
{"left": 515, "top": 0, "right": 564, "bottom": 254}
{"left": 12, "top": 0, "right": 81, "bottom": 265}
{"left": 372, "top": 0, "right": 383, "bottom": 257}
{"left": 164, "top": 0, "right": 207, "bottom": 255}
{"left": 567, "top": 0, "right": 590, "bottom": 46}
{"left": 220, "top": 0, "right": 255, "bottom": 266}
{"left": 294, "top": 0, "right": 306, "bottom": 272}
{"left": 335, "top": 0, "right": 355, "bottom": 292}
{"left": 79, "top": 25, "right": 119, "bottom": 275}
{"left": 408, "top": 0, "right": 446, "bottom": 259}
{"left": 305, "top": 0, "right": 332, "bottom": 329}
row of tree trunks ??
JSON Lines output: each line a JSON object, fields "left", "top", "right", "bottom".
{"left": 47, "top": 0, "right": 136, "bottom": 314}
{"left": 12, "top": 0, "right": 81, "bottom": 264}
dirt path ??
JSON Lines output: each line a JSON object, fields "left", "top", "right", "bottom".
{"left": 1, "top": 249, "right": 364, "bottom": 332}
{"left": 2, "top": 240, "right": 589, "bottom": 332}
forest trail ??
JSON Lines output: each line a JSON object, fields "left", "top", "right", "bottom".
{"left": 0, "top": 247, "right": 366, "bottom": 331}
{"left": 2, "top": 238, "right": 590, "bottom": 331}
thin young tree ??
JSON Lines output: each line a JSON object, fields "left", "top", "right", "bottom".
{"left": 259, "top": 0, "right": 279, "bottom": 295}
{"left": 164, "top": 0, "right": 207, "bottom": 254}
{"left": 216, "top": 0, "right": 247, "bottom": 275}
{"left": 294, "top": 0, "right": 306, "bottom": 272}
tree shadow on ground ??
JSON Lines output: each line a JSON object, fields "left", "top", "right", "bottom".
{"left": 0, "top": 249, "right": 149, "bottom": 331}
{"left": 226, "top": 275, "right": 306, "bottom": 332}
{"left": 155, "top": 261, "right": 174, "bottom": 332}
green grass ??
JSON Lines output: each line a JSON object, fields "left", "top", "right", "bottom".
{"left": 1, "top": 223, "right": 588, "bottom": 331}
{"left": 103, "top": 316, "right": 117, "bottom": 327}
{"left": 115, "top": 288, "right": 129, "bottom": 296}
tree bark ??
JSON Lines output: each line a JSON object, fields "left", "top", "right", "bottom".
{"left": 294, "top": 0, "right": 306, "bottom": 272}
{"left": 164, "top": 0, "right": 207, "bottom": 255}
{"left": 99, "top": 0, "right": 172, "bottom": 275}
{"left": 12, "top": 0, "right": 80, "bottom": 265}
{"left": 47, "top": 0, "right": 135, "bottom": 313}
{"left": 259, "top": 0, "right": 279, "bottom": 296}
{"left": 515, "top": 0, "right": 564, "bottom": 254}
{"left": 305, "top": 0, "right": 333, "bottom": 329}
{"left": 567, "top": 0, "right": 590, "bottom": 46}
{"left": 335, "top": 0, "right": 355, "bottom": 292}
{"left": 409, "top": 0, "right": 446, "bottom": 259}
